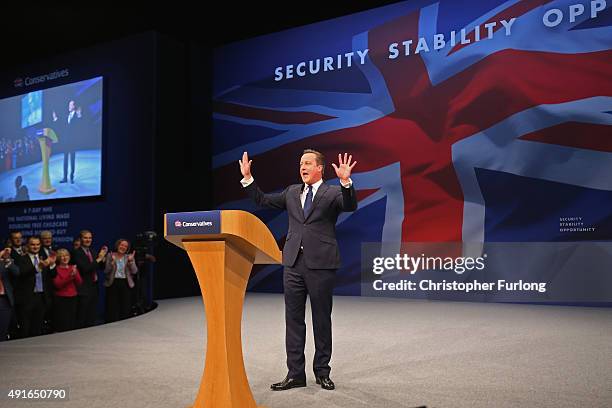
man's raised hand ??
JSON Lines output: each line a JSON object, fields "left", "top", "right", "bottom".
{"left": 239, "top": 151, "right": 253, "bottom": 179}
{"left": 332, "top": 153, "right": 356, "bottom": 183}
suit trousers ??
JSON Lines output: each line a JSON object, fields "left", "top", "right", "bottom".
{"left": 106, "top": 278, "right": 131, "bottom": 322}
{"left": 77, "top": 293, "right": 97, "bottom": 328}
{"left": 0, "top": 295, "right": 11, "bottom": 341}
{"left": 16, "top": 293, "right": 45, "bottom": 338}
{"left": 53, "top": 295, "right": 77, "bottom": 332}
{"left": 284, "top": 252, "right": 336, "bottom": 379}
{"left": 63, "top": 151, "right": 76, "bottom": 180}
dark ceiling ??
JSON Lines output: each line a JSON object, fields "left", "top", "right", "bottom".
{"left": 1, "top": 1, "right": 401, "bottom": 69}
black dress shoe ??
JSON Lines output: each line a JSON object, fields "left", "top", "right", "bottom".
{"left": 270, "top": 376, "right": 306, "bottom": 391}
{"left": 315, "top": 376, "right": 335, "bottom": 390}
{"left": 59, "top": 179, "right": 67, "bottom": 183}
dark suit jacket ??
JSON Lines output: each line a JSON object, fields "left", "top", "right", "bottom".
{"left": 246, "top": 180, "right": 357, "bottom": 269}
{"left": 53, "top": 111, "right": 81, "bottom": 151}
{"left": 71, "top": 247, "right": 103, "bottom": 297}
{"left": 10, "top": 246, "right": 26, "bottom": 261}
{"left": 15, "top": 185, "right": 29, "bottom": 201}
{"left": 0, "top": 261, "right": 20, "bottom": 307}
{"left": 14, "top": 254, "right": 53, "bottom": 306}
{"left": 37, "top": 247, "right": 58, "bottom": 279}
{"left": 41, "top": 246, "right": 59, "bottom": 258}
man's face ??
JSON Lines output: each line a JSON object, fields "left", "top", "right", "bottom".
{"left": 27, "top": 238, "right": 41, "bottom": 255}
{"left": 68, "top": 101, "right": 76, "bottom": 112}
{"left": 41, "top": 234, "right": 52, "bottom": 247}
{"left": 10, "top": 233, "right": 22, "bottom": 247}
{"left": 81, "top": 233, "right": 93, "bottom": 248}
{"left": 300, "top": 153, "right": 323, "bottom": 185}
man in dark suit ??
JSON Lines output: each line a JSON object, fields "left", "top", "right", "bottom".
{"left": 53, "top": 100, "right": 82, "bottom": 184}
{"left": 39, "top": 230, "right": 58, "bottom": 331}
{"left": 71, "top": 230, "right": 107, "bottom": 328}
{"left": 14, "top": 236, "right": 54, "bottom": 337}
{"left": 240, "top": 149, "right": 357, "bottom": 391}
{"left": 8, "top": 231, "right": 26, "bottom": 260}
{"left": 40, "top": 230, "right": 58, "bottom": 257}
{"left": 0, "top": 247, "right": 20, "bottom": 341}
{"left": 40, "top": 230, "right": 59, "bottom": 278}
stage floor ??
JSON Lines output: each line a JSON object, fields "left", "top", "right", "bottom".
{"left": 0, "top": 149, "right": 101, "bottom": 203}
{"left": 1, "top": 294, "right": 611, "bottom": 408}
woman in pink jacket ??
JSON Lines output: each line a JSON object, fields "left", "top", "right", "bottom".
{"left": 104, "top": 239, "right": 138, "bottom": 322}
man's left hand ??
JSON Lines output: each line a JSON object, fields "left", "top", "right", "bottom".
{"left": 332, "top": 153, "right": 356, "bottom": 183}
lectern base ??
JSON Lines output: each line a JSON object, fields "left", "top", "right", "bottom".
{"left": 188, "top": 405, "right": 267, "bottom": 408}
{"left": 38, "top": 186, "right": 56, "bottom": 194}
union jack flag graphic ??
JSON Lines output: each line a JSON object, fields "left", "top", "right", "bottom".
{"left": 212, "top": 0, "right": 612, "bottom": 294}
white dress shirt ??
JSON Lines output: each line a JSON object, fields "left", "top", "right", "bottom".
{"left": 300, "top": 178, "right": 323, "bottom": 208}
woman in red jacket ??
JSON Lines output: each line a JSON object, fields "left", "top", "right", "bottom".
{"left": 53, "top": 248, "right": 82, "bottom": 332}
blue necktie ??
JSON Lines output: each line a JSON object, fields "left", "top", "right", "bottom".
{"left": 34, "top": 255, "right": 43, "bottom": 293}
{"left": 303, "top": 185, "right": 313, "bottom": 217}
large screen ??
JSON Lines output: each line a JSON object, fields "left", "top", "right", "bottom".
{"left": 0, "top": 76, "right": 103, "bottom": 203}
{"left": 21, "top": 90, "right": 42, "bottom": 128}
{"left": 212, "top": 1, "right": 612, "bottom": 301}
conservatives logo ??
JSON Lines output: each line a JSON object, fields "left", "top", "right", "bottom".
{"left": 174, "top": 220, "right": 214, "bottom": 228}
{"left": 14, "top": 68, "right": 69, "bottom": 88}
{"left": 167, "top": 211, "right": 221, "bottom": 235}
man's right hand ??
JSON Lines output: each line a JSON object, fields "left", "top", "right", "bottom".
{"left": 98, "top": 246, "right": 108, "bottom": 259}
{"left": 239, "top": 151, "right": 252, "bottom": 179}
{"left": 0, "top": 247, "right": 11, "bottom": 259}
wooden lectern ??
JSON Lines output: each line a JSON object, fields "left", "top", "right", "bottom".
{"left": 37, "top": 127, "right": 58, "bottom": 194}
{"left": 164, "top": 210, "right": 281, "bottom": 408}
